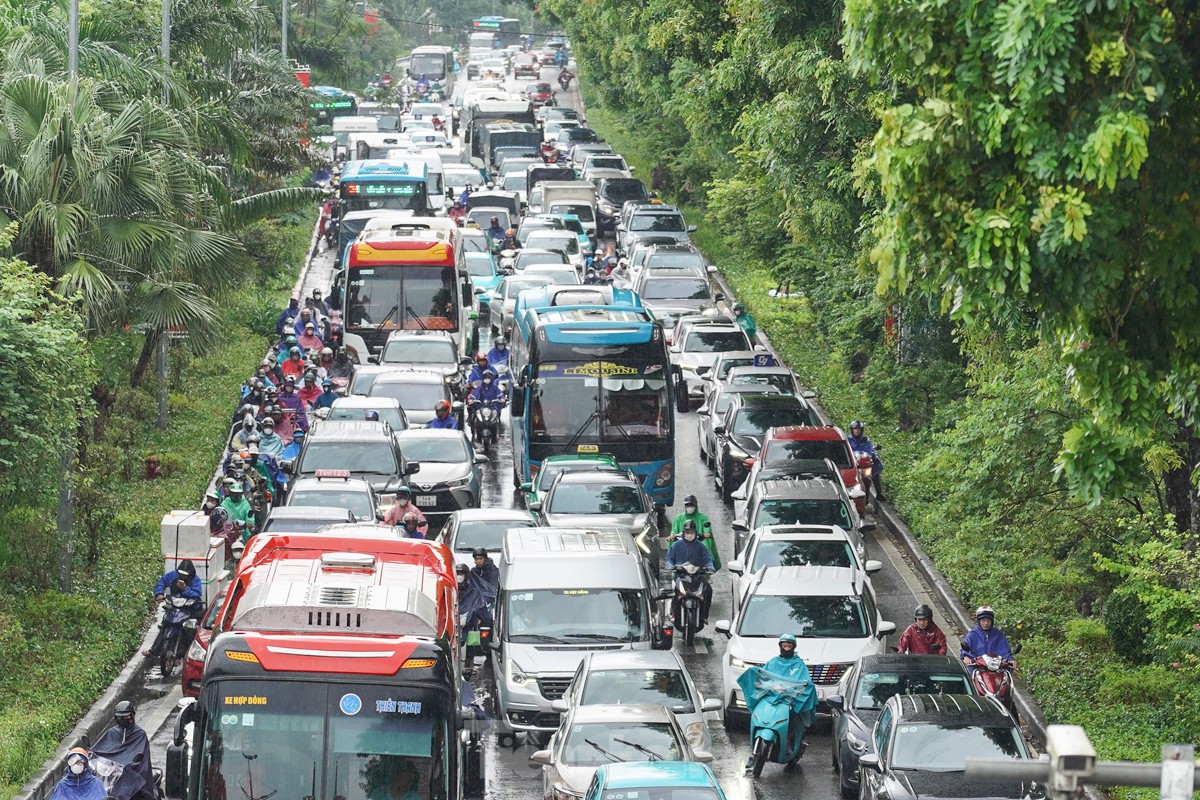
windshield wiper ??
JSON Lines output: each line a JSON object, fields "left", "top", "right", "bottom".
{"left": 405, "top": 305, "right": 428, "bottom": 330}
{"left": 373, "top": 304, "right": 398, "bottom": 338}
{"left": 585, "top": 739, "right": 624, "bottom": 763}
{"left": 612, "top": 738, "right": 665, "bottom": 761}
{"left": 563, "top": 633, "right": 626, "bottom": 642}
{"left": 509, "top": 634, "right": 565, "bottom": 643}
{"left": 564, "top": 409, "right": 600, "bottom": 450}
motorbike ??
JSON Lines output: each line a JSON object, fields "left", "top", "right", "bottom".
{"left": 469, "top": 398, "right": 505, "bottom": 448}
{"left": 539, "top": 142, "right": 559, "bottom": 163}
{"left": 323, "top": 216, "right": 339, "bottom": 249}
{"left": 670, "top": 562, "right": 712, "bottom": 646}
{"left": 158, "top": 594, "right": 203, "bottom": 678}
{"left": 461, "top": 599, "right": 495, "bottom": 675}
{"left": 853, "top": 450, "right": 875, "bottom": 508}
{"left": 737, "top": 666, "right": 818, "bottom": 778}
{"left": 967, "top": 642, "right": 1021, "bottom": 721}
{"left": 558, "top": 72, "right": 574, "bottom": 91}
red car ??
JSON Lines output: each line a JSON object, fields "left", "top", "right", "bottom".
{"left": 180, "top": 584, "right": 228, "bottom": 697}
{"left": 539, "top": 47, "right": 560, "bottom": 65}
{"left": 743, "top": 425, "right": 866, "bottom": 510}
{"left": 524, "top": 81, "right": 554, "bottom": 107}
{"left": 514, "top": 54, "right": 540, "bottom": 78}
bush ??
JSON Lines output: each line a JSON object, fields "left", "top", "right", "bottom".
{"left": 1104, "top": 586, "right": 1151, "bottom": 664}
{"left": 1097, "top": 663, "right": 1184, "bottom": 706}
{"left": 1064, "top": 618, "right": 1109, "bottom": 652}
{"left": 22, "top": 590, "right": 112, "bottom": 638}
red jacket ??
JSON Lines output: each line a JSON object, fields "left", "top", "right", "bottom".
{"left": 898, "top": 621, "right": 948, "bottom": 655}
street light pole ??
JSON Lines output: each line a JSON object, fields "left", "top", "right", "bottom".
{"left": 161, "top": 0, "right": 171, "bottom": 63}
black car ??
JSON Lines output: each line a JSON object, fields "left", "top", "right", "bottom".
{"left": 595, "top": 178, "right": 650, "bottom": 234}
{"left": 714, "top": 393, "right": 817, "bottom": 501}
{"left": 856, "top": 693, "right": 1040, "bottom": 800}
{"left": 285, "top": 420, "right": 419, "bottom": 506}
{"left": 827, "top": 654, "right": 975, "bottom": 798}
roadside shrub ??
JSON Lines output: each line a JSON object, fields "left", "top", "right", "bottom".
{"left": 1097, "top": 663, "right": 1183, "bottom": 706}
{"left": 22, "top": 591, "right": 112, "bottom": 638}
{"left": 1103, "top": 587, "right": 1151, "bottom": 664}
{"left": 1063, "top": 618, "right": 1109, "bottom": 653}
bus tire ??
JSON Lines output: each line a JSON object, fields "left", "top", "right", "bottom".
{"left": 676, "top": 383, "right": 689, "bottom": 414}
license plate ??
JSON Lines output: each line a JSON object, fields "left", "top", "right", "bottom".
{"left": 416, "top": 495, "right": 437, "bottom": 506}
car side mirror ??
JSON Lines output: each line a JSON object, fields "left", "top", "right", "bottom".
{"left": 701, "top": 697, "right": 721, "bottom": 713}
{"left": 656, "top": 587, "right": 675, "bottom": 601}
{"left": 742, "top": 457, "right": 756, "bottom": 469}
{"left": 864, "top": 559, "right": 883, "bottom": 575}
{"left": 859, "top": 753, "right": 881, "bottom": 772}
{"left": 727, "top": 558, "right": 744, "bottom": 575}
{"left": 877, "top": 621, "right": 897, "bottom": 639}
{"left": 696, "top": 407, "right": 709, "bottom": 416}
{"left": 802, "top": 390, "right": 817, "bottom": 400}
{"left": 693, "top": 750, "right": 714, "bottom": 764}
{"left": 405, "top": 462, "right": 421, "bottom": 475}
{"left": 706, "top": 265, "right": 719, "bottom": 273}
{"left": 859, "top": 521, "right": 877, "bottom": 532}
{"left": 826, "top": 695, "right": 845, "bottom": 712}
{"left": 529, "top": 750, "right": 553, "bottom": 766}
{"left": 527, "top": 501, "right": 542, "bottom": 513}
{"left": 714, "top": 620, "right": 731, "bottom": 637}
{"left": 551, "top": 698, "right": 569, "bottom": 713}
{"left": 731, "top": 519, "right": 748, "bottom": 533}
{"left": 712, "top": 424, "right": 725, "bottom": 435}
{"left": 714, "top": 292, "right": 726, "bottom": 302}
{"left": 474, "top": 453, "right": 490, "bottom": 464}
{"left": 686, "top": 224, "right": 697, "bottom": 232}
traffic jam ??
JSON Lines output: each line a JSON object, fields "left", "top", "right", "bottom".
{"left": 136, "top": 24, "right": 1037, "bottom": 800}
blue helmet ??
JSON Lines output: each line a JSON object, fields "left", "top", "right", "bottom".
{"left": 778, "top": 633, "right": 797, "bottom": 645}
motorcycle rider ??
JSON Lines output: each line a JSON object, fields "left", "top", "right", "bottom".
{"left": 384, "top": 487, "right": 428, "bottom": 532}
{"left": 898, "top": 604, "right": 947, "bottom": 655}
{"left": 311, "top": 378, "right": 339, "bottom": 411}
{"left": 297, "top": 321, "right": 324, "bottom": 352}
{"left": 275, "top": 297, "right": 301, "bottom": 336}
{"left": 486, "top": 337, "right": 510, "bottom": 371}
{"left": 468, "top": 369, "right": 505, "bottom": 432}
{"left": 231, "top": 414, "right": 258, "bottom": 449}
{"left": 310, "top": 287, "right": 331, "bottom": 317}
{"left": 609, "top": 259, "right": 632, "bottom": 289}
{"left": 297, "top": 372, "right": 322, "bottom": 408}
{"left": 731, "top": 302, "right": 758, "bottom": 343}
{"left": 429, "top": 399, "right": 459, "bottom": 430}
{"left": 846, "top": 420, "right": 884, "bottom": 501}
{"left": 401, "top": 511, "right": 427, "bottom": 539}
{"left": 208, "top": 506, "right": 240, "bottom": 562}
{"left": 486, "top": 216, "right": 506, "bottom": 243}
{"left": 220, "top": 483, "right": 254, "bottom": 532}
{"left": 448, "top": 200, "right": 466, "bottom": 225}
{"left": 49, "top": 748, "right": 106, "bottom": 800}
{"left": 467, "top": 352, "right": 492, "bottom": 387}
{"left": 744, "top": 633, "right": 815, "bottom": 768}
{"left": 670, "top": 494, "right": 721, "bottom": 570}
{"left": 281, "top": 346, "right": 307, "bottom": 379}
{"left": 256, "top": 416, "right": 285, "bottom": 457}
{"left": 89, "top": 701, "right": 155, "bottom": 800}
{"left": 143, "top": 560, "right": 202, "bottom": 658}
{"left": 280, "top": 428, "right": 305, "bottom": 462}
{"left": 663, "top": 520, "right": 714, "bottom": 624}
{"left": 470, "top": 546, "right": 500, "bottom": 593}
{"left": 277, "top": 376, "right": 310, "bottom": 433}
{"left": 961, "top": 606, "right": 1015, "bottom": 670}
{"left": 500, "top": 228, "right": 521, "bottom": 251}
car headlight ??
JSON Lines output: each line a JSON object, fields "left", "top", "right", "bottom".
{"left": 507, "top": 660, "right": 531, "bottom": 688}
{"left": 685, "top": 722, "right": 706, "bottom": 749}
{"left": 847, "top": 730, "right": 869, "bottom": 753}
{"left": 729, "top": 655, "right": 749, "bottom": 671}
{"left": 186, "top": 640, "right": 207, "bottom": 663}
{"left": 552, "top": 783, "right": 582, "bottom": 800}
{"left": 445, "top": 475, "right": 471, "bottom": 489}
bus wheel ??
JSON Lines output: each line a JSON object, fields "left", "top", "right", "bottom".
{"left": 676, "top": 385, "right": 689, "bottom": 414}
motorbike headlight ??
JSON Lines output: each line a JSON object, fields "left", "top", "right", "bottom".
{"left": 847, "top": 730, "right": 868, "bottom": 753}
{"left": 186, "top": 640, "right": 207, "bottom": 663}
{"left": 507, "top": 660, "right": 531, "bottom": 688}
{"left": 685, "top": 722, "right": 706, "bottom": 749}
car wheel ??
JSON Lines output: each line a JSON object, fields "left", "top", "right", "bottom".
{"left": 698, "top": 440, "right": 708, "bottom": 465}
{"left": 719, "top": 462, "right": 735, "bottom": 503}
{"left": 675, "top": 382, "right": 689, "bottom": 413}
{"left": 839, "top": 761, "right": 856, "bottom": 800}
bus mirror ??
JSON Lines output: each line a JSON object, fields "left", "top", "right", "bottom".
{"left": 173, "top": 698, "right": 196, "bottom": 747}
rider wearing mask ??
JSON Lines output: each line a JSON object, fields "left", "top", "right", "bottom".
{"left": 310, "top": 288, "right": 331, "bottom": 316}
{"left": 448, "top": 201, "right": 466, "bottom": 225}
{"left": 500, "top": 228, "right": 521, "bottom": 250}
{"left": 467, "top": 352, "right": 492, "bottom": 386}
{"left": 748, "top": 633, "right": 816, "bottom": 767}
{"left": 49, "top": 748, "right": 106, "bottom": 800}
{"left": 401, "top": 511, "right": 427, "bottom": 539}
{"left": 90, "top": 701, "right": 156, "bottom": 800}
{"left": 232, "top": 414, "right": 258, "bottom": 449}
{"left": 208, "top": 507, "right": 240, "bottom": 562}
{"left": 277, "top": 376, "right": 310, "bottom": 432}
{"left": 486, "top": 337, "right": 510, "bottom": 371}
{"left": 486, "top": 216, "right": 506, "bottom": 242}
{"left": 292, "top": 306, "right": 318, "bottom": 337}
{"left": 429, "top": 399, "right": 459, "bottom": 429}
{"left": 664, "top": 520, "right": 714, "bottom": 623}
{"left": 275, "top": 297, "right": 301, "bottom": 336}
{"left": 846, "top": 420, "right": 884, "bottom": 501}
{"left": 468, "top": 369, "right": 505, "bottom": 408}
{"left": 297, "top": 372, "right": 322, "bottom": 408}
{"left": 297, "top": 321, "right": 324, "bottom": 352}
{"left": 276, "top": 334, "right": 299, "bottom": 359}
{"left": 281, "top": 346, "right": 307, "bottom": 379}
{"left": 384, "top": 487, "right": 428, "bottom": 531}
{"left": 143, "top": 561, "right": 202, "bottom": 658}
{"left": 961, "top": 606, "right": 1014, "bottom": 670}
{"left": 220, "top": 483, "right": 254, "bottom": 532}
{"left": 671, "top": 495, "right": 720, "bottom": 570}
{"left": 315, "top": 347, "right": 336, "bottom": 381}
{"left": 280, "top": 429, "right": 305, "bottom": 462}
{"left": 257, "top": 417, "right": 285, "bottom": 457}
{"left": 898, "top": 604, "right": 948, "bottom": 655}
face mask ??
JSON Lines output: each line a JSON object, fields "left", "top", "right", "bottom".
{"left": 117, "top": 717, "right": 134, "bottom": 729}
{"left": 778, "top": 647, "right": 795, "bottom": 659}
{"left": 484, "top": 379, "right": 493, "bottom": 385}
{"left": 684, "top": 505, "right": 696, "bottom": 514}
{"left": 396, "top": 497, "right": 410, "bottom": 506}
{"left": 683, "top": 532, "right": 697, "bottom": 542}
{"left": 70, "top": 761, "right": 85, "bottom": 775}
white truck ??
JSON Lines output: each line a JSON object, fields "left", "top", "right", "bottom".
{"left": 532, "top": 180, "right": 599, "bottom": 241}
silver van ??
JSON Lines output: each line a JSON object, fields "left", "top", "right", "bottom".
{"left": 490, "top": 528, "right": 671, "bottom": 746}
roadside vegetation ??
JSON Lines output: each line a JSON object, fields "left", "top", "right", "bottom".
{"left": 562, "top": 0, "right": 1200, "bottom": 786}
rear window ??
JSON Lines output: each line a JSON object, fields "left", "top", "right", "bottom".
{"left": 682, "top": 329, "right": 749, "bottom": 352}
{"left": 642, "top": 279, "right": 712, "bottom": 302}
{"left": 600, "top": 180, "right": 649, "bottom": 203}
{"left": 629, "top": 213, "right": 685, "bottom": 232}
{"left": 750, "top": 540, "right": 854, "bottom": 571}
{"left": 764, "top": 438, "right": 852, "bottom": 469}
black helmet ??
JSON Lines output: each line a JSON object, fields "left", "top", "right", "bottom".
{"left": 456, "top": 564, "right": 469, "bottom": 575}
{"left": 114, "top": 700, "right": 135, "bottom": 719}
{"left": 681, "top": 519, "right": 697, "bottom": 533}
{"left": 209, "top": 507, "right": 230, "bottom": 527}
{"left": 472, "top": 547, "right": 488, "bottom": 559}
{"left": 683, "top": 494, "right": 697, "bottom": 506}
{"left": 914, "top": 604, "right": 933, "bottom": 621}
{"left": 176, "top": 559, "right": 196, "bottom": 580}
{"left": 850, "top": 420, "right": 864, "bottom": 431}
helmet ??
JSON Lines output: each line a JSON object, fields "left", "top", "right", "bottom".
{"left": 975, "top": 605, "right": 995, "bottom": 621}
{"left": 505, "top": 228, "right": 515, "bottom": 236}
{"left": 482, "top": 369, "right": 497, "bottom": 381}
{"left": 681, "top": 519, "right": 697, "bottom": 533}
{"left": 292, "top": 430, "right": 305, "bottom": 440}
{"left": 914, "top": 604, "right": 933, "bottom": 620}
{"left": 850, "top": 420, "right": 864, "bottom": 431}
{"left": 472, "top": 547, "right": 488, "bottom": 559}
{"left": 321, "top": 378, "right": 333, "bottom": 388}
{"left": 114, "top": 700, "right": 135, "bottom": 724}
{"left": 228, "top": 483, "right": 244, "bottom": 494}
{"left": 364, "top": 410, "right": 380, "bottom": 422}
{"left": 475, "top": 351, "right": 488, "bottom": 363}
{"left": 683, "top": 494, "right": 697, "bottom": 506}
{"left": 289, "top": 346, "right": 301, "bottom": 356}
{"left": 435, "top": 400, "right": 452, "bottom": 416}
{"left": 395, "top": 485, "right": 411, "bottom": 497}
{"left": 285, "top": 335, "right": 297, "bottom": 345}
{"left": 732, "top": 302, "right": 745, "bottom": 313}
{"left": 402, "top": 511, "right": 421, "bottom": 527}
{"left": 176, "top": 560, "right": 196, "bottom": 580}
{"left": 494, "top": 336, "right": 507, "bottom": 347}
{"left": 456, "top": 564, "right": 470, "bottom": 576}
{"left": 304, "top": 373, "right": 316, "bottom": 383}
{"left": 320, "top": 346, "right": 333, "bottom": 356}
{"left": 778, "top": 633, "right": 797, "bottom": 645}
{"left": 229, "top": 455, "right": 245, "bottom": 469}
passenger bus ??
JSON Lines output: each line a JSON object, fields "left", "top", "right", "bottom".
{"left": 408, "top": 45, "right": 456, "bottom": 98}
{"left": 164, "top": 532, "right": 484, "bottom": 800}
{"left": 342, "top": 224, "right": 472, "bottom": 358}
{"left": 509, "top": 303, "right": 676, "bottom": 509}
{"left": 471, "top": 16, "right": 522, "bottom": 49}
{"left": 309, "top": 85, "right": 358, "bottom": 124}
{"left": 339, "top": 158, "right": 430, "bottom": 214}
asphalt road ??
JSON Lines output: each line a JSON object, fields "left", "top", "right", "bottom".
{"left": 138, "top": 58, "right": 963, "bottom": 800}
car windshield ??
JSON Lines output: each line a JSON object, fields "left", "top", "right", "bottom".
{"left": 750, "top": 540, "right": 854, "bottom": 571}
{"left": 601, "top": 180, "right": 649, "bottom": 202}
{"left": 460, "top": 234, "right": 490, "bottom": 253}
{"left": 642, "top": 279, "right": 711, "bottom": 301}
{"left": 549, "top": 205, "right": 594, "bottom": 224}
{"left": 528, "top": 234, "right": 580, "bottom": 254}
{"left": 682, "top": 330, "right": 748, "bottom": 352}
{"left": 561, "top": 722, "right": 683, "bottom": 766}
{"left": 889, "top": 723, "right": 1025, "bottom": 770}
{"left": 563, "top": 128, "right": 599, "bottom": 142}
{"left": 263, "top": 516, "right": 348, "bottom": 533}
{"left": 502, "top": 174, "right": 525, "bottom": 192}
{"left": 503, "top": 277, "right": 555, "bottom": 299}
{"left": 464, "top": 255, "right": 496, "bottom": 278}
{"left": 738, "top": 594, "right": 868, "bottom": 638}
{"left": 730, "top": 373, "right": 796, "bottom": 393}
{"left": 581, "top": 669, "right": 694, "bottom": 713}
{"left": 548, "top": 483, "right": 644, "bottom": 515}
{"left": 764, "top": 438, "right": 852, "bottom": 469}
{"left": 629, "top": 214, "right": 685, "bottom": 232}
{"left": 299, "top": 442, "right": 398, "bottom": 475}
{"left": 853, "top": 672, "right": 972, "bottom": 710}
{"left": 752, "top": 499, "right": 853, "bottom": 529}
{"left": 380, "top": 339, "right": 457, "bottom": 366}
{"left": 601, "top": 791, "right": 719, "bottom": 800}
{"left": 289, "top": 489, "right": 374, "bottom": 522}
{"left": 506, "top": 588, "right": 647, "bottom": 643}
{"left": 588, "top": 157, "right": 625, "bottom": 170}
{"left": 369, "top": 381, "right": 446, "bottom": 415}
{"left": 732, "top": 407, "right": 816, "bottom": 434}
{"left": 516, "top": 253, "right": 568, "bottom": 269}
{"left": 328, "top": 404, "right": 407, "bottom": 431}
{"left": 715, "top": 357, "right": 755, "bottom": 380}
{"left": 399, "top": 436, "right": 470, "bottom": 463}
{"left": 451, "top": 518, "right": 537, "bottom": 551}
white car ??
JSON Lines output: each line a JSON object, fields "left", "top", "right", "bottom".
{"left": 553, "top": 650, "right": 721, "bottom": 751}
{"left": 715, "top": 565, "right": 895, "bottom": 723}
{"left": 669, "top": 321, "right": 754, "bottom": 409}
{"left": 726, "top": 524, "right": 882, "bottom": 609}
{"left": 523, "top": 229, "right": 585, "bottom": 270}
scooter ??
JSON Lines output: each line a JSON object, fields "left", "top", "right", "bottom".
{"left": 968, "top": 643, "right": 1021, "bottom": 721}
{"left": 670, "top": 563, "right": 712, "bottom": 646}
{"left": 558, "top": 73, "right": 574, "bottom": 91}
{"left": 469, "top": 398, "right": 505, "bottom": 448}
{"left": 737, "top": 666, "right": 817, "bottom": 778}
{"left": 854, "top": 451, "right": 875, "bottom": 508}
{"left": 158, "top": 595, "right": 203, "bottom": 678}
{"left": 461, "top": 599, "right": 495, "bottom": 674}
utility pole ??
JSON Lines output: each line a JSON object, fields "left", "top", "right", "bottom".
{"left": 156, "top": 330, "right": 169, "bottom": 430}
{"left": 68, "top": 0, "right": 79, "bottom": 77}
{"left": 161, "top": 0, "right": 170, "bottom": 63}
{"left": 281, "top": 0, "right": 289, "bottom": 61}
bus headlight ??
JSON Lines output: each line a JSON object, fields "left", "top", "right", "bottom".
{"left": 654, "top": 463, "right": 673, "bottom": 487}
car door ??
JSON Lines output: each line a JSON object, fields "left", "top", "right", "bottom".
{"left": 863, "top": 704, "right": 894, "bottom": 799}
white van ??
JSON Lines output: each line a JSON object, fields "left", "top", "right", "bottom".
{"left": 385, "top": 147, "right": 447, "bottom": 212}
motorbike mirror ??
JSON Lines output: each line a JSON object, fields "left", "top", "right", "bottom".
{"left": 279, "top": 459, "right": 294, "bottom": 474}
{"left": 864, "top": 559, "right": 883, "bottom": 575}
{"left": 656, "top": 588, "right": 674, "bottom": 601}
{"left": 727, "top": 559, "right": 744, "bottom": 575}
{"left": 858, "top": 754, "right": 881, "bottom": 772}
{"left": 693, "top": 750, "right": 714, "bottom": 764}
{"left": 460, "top": 356, "right": 474, "bottom": 366}
{"left": 826, "top": 695, "right": 845, "bottom": 712}
{"left": 859, "top": 520, "right": 877, "bottom": 532}
{"left": 1012, "top": 642, "right": 1023, "bottom": 655}
{"left": 701, "top": 697, "right": 721, "bottom": 713}
{"left": 474, "top": 453, "right": 490, "bottom": 464}
{"left": 519, "top": 482, "right": 533, "bottom": 492}
{"left": 550, "top": 699, "right": 569, "bottom": 713}
{"left": 877, "top": 621, "right": 897, "bottom": 639}
{"left": 714, "top": 620, "right": 732, "bottom": 637}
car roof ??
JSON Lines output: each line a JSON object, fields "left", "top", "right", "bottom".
{"left": 448, "top": 508, "right": 537, "bottom": 522}
{"left": 750, "top": 524, "right": 851, "bottom": 540}
{"left": 373, "top": 370, "right": 448, "bottom": 385}
{"left": 648, "top": 243, "right": 701, "bottom": 254}
{"left": 289, "top": 476, "right": 374, "bottom": 492}
{"left": 331, "top": 396, "right": 402, "bottom": 409}
{"left": 551, "top": 468, "right": 639, "bottom": 486}
{"left": 567, "top": 704, "right": 678, "bottom": 724}
{"left": 729, "top": 393, "right": 806, "bottom": 409}
{"left": 304, "top": 421, "right": 393, "bottom": 441}
{"left": 599, "top": 762, "right": 717, "bottom": 789}
{"left": 755, "top": 565, "right": 862, "bottom": 595}
{"left": 887, "top": 693, "right": 1011, "bottom": 724}
{"left": 584, "top": 649, "right": 685, "bottom": 671}
{"left": 396, "top": 428, "right": 468, "bottom": 440}
{"left": 542, "top": 453, "right": 620, "bottom": 465}
{"left": 757, "top": 478, "right": 845, "bottom": 500}
{"left": 727, "top": 365, "right": 793, "bottom": 377}
{"left": 383, "top": 330, "right": 456, "bottom": 342}
{"left": 266, "top": 506, "right": 355, "bottom": 520}
{"left": 857, "top": 653, "right": 967, "bottom": 673}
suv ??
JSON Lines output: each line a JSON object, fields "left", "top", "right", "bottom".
{"left": 726, "top": 524, "right": 882, "bottom": 609}
{"left": 617, "top": 204, "right": 695, "bottom": 252}
{"left": 733, "top": 475, "right": 872, "bottom": 557}
{"left": 723, "top": 364, "right": 801, "bottom": 396}
{"left": 697, "top": 383, "right": 782, "bottom": 468}
{"left": 669, "top": 320, "right": 753, "bottom": 410}
{"left": 284, "top": 420, "right": 418, "bottom": 505}
{"left": 260, "top": 505, "right": 356, "bottom": 535}
{"left": 284, "top": 471, "right": 379, "bottom": 522}
{"left": 713, "top": 394, "right": 819, "bottom": 500}
{"left": 715, "top": 565, "right": 896, "bottom": 724}
{"left": 638, "top": 243, "right": 707, "bottom": 279}
{"left": 377, "top": 330, "right": 460, "bottom": 374}
{"left": 742, "top": 425, "right": 863, "bottom": 510}
{"left": 514, "top": 53, "right": 540, "bottom": 78}
{"left": 529, "top": 469, "right": 660, "bottom": 567}
{"left": 394, "top": 428, "right": 486, "bottom": 527}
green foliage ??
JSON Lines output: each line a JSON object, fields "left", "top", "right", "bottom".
{"left": 1102, "top": 585, "right": 1151, "bottom": 665}
{"left": 1063, "top": 618, "right": 1108, "bottom": 653}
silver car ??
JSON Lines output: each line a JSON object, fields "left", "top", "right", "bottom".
{"left": 554, "top": 650, "right": 721, "bottom": 751}
{"left": 669, "top": 322, "right": 755, "bottom": 409}
{"left": 528, "top": 470, "right": 659, "bottom": 564}
{"left": 437, "top": 508, "right": 537, "bottom": 570}
{"left": 487, "top": 274, "right": 557, "bottom": 338}
{"left": 530, "top": 704, "right": 712, "bottom": 800}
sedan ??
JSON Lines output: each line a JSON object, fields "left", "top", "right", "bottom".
{"left": 584, "top": 763, "right": 727, "bottom": 800}
{"left": 696, "top": 383, "right": 780, "bottom": 466}
{"left": 518, "top": 453, "right": 620, "bottom": 508}
{"left": 322, "top": 397, "right": 409, "bottom": 433}
{"left": 464, "top": 251, "right": 502, "bottom": 314}
{"left": 438, "top": 508, "right": 538, "bottom": 570}
{"left": 487, "top": 275, "right": 558, "bottom": 338}
{"left": 368, "top": 370, "right": 459, "bottom": 428}
{"left": 555, "top": 650, "right": 721, "bottom": 751}
{"left": 524, "top": 81, "right": 555, "bottom": 107}
{"left": 510, "top": 248, "right": 570, "bottom": 273}
{"left": 530, "top": 704, "right": 712, "bottom": 800}
{"left": 394, "top": 428, "right": 488, "bottom": 528}
{"left": 284, "top": 473, "right": 378, "bottom": 523}
{"left": 827, "top": 654, "right": 974, "bottom": 798}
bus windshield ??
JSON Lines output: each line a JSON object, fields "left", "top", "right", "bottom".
{"left": 346, "top": 266, "right": 459, "bottom": 332}
{"left": 342, "top": 181, "right": 428, "bottom": 213}
{"left": 198, "top": 681, "right": 451, "bottom": 800}
{"left": 410, "top": 53, "right": 448, "bottom": 81}
{"left": 530, "top": 366, "right": 671, "bottom": 442}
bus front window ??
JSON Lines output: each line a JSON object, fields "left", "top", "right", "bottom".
{"left": 346, "top": 266, "right": 459, "bottom": 331}
{"left": 529, "top": 369, "right": 670, "bottom": 442}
